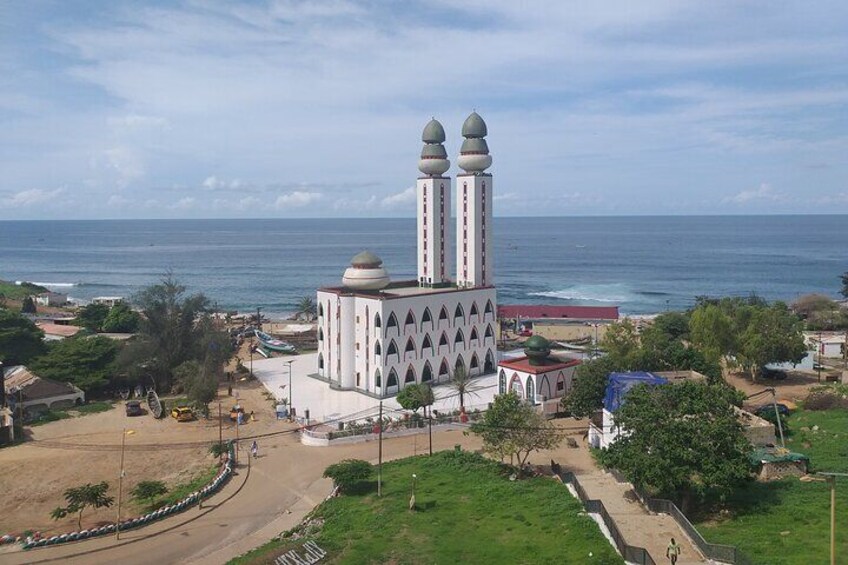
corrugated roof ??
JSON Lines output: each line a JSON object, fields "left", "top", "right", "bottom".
{"left": 498, "top": 304, "right": 619, "bottom": 320}
{"left": 3, "top": 366, "right": 82, "bottom": 401}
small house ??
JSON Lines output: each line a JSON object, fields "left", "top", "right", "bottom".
{"left": 34, "top": 291, "right": 68, "bottom": 307}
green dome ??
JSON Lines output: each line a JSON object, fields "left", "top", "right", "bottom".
{"left": 524, "top": 335, "right": 550, "bottom": 350}
{"left": 460, "top": 137, "right": 489, "bottom": 155}
{"left": 523, "top": 335, "right": 552, "bottom": 366}
{"left": 350, "top": 250, "right": 383, "bottom": 268}
{"left": 421, "top": 144, "right": 448, "bottom": 159}
{"left": 461, "top": 111, "right": 487, "bottom": 138}
{"left": 422, "top": 119, "right": 446, "bottom": 143}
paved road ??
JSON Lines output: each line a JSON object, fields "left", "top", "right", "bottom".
{"left": 0, "top": 427, "right": 481, "bottom": 565}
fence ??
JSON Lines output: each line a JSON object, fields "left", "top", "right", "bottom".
{"left": 560, "top": 471, "right": 656, "bottom": 565}
{"left": 608, "top": 469, "right": 751, "bottom": 565}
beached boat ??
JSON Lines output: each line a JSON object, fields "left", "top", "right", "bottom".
{"left": 254, "top": 330, "right": 297, "bottom": 353}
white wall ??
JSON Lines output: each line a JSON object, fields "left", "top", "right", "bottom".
{"left": 417, "top": 177, "right": 451, "bottom": 286}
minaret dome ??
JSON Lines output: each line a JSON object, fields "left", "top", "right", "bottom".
{"left": 418, "top": 118, "right": 450, "bottom": 176}
{"left": 457, "top": 111, "right": 492, "bottom": 173}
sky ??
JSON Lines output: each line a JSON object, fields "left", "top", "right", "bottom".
{"left": 2, "top": 1, "right": 847, "bottom": 220}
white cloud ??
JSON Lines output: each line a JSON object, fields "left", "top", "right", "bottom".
{"left": 722, "top": 183, "right": 784, "bottom": 205}
{"left": 3, "top": 188, "right": 64, "bottom": 207}
{"left": 202, "top": 175, "right": 244, "bottom": 191}
{"left": 274, "top": 191, "right": 322, "bottom": 209}
{"left": 169, "top": 196, "right": 196, "bottom": 210}
{"left": 380, "top": 186, "right": 416, "bottom": 209}
{"left": 106, "top": 194, "right": 129, "bottom": 207}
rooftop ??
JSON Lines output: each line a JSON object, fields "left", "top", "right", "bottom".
{"left": 319, "top": 279, "right": 493, "bottom": 300}
{"left": 36, "top": 322, "right": 82, "bottom": 338}
{"left": 498, "top": 304, "right": 619, "bottom": 320}
{"left": 499, "top": 354, "right": 581, "bottom": 375}
{"left": 3, "top": 366, "right": 82, "bottom": 401}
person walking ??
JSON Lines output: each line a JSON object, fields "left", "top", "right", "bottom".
{"left": 251, "top": 440, "right": 258, "bottom": 458}
{"left": 667, "top": 538, "right": 681, "bottom": 564}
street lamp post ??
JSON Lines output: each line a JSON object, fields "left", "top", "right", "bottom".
{"left": 286, "top": 360, "right": 294, "bottom": 420}
{"left": 800, "top": 471, "right": 848, "bottom": 565}
{"left": 116, "top": 429, "right": 135, "bottom": 539}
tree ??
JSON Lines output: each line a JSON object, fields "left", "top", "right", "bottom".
{"left": 131, "top": 480, "right": 168, "bottom": 501}
{"left": 649, "top": 311, "right": 690, "bottom": 341}
{"left": 599, "top": 381, "right": 749, "bottom": 514}
{"left": 447, "top": 364, "right": 479, "bottom": 412}
{"left": 50, "top": 481, "right": 114, "bottom": 529}
{"left": 30, "top": 336, "right": 120, "bottom": 392}
{"left": 689, "top": 304, "right": 735, "bottom": 364}
{"left": 21, "top": 296, "right": 36, "bottom": 314}
{"left": 737, "top": 302, "right": 806, "bottom": 381}
{"left": 396, "top": 383, "right": 434, "bottom": 414}
{"left": 841, "top": 271, "right": 848, "bottom": 299}
{"left": 102, "top": 303, "right": 141, "bottom": 333}
{"left": 297, "top": 296, "right": 316, "bottom": 322}
{"left": 0, "top": 310, "right": 46, "bottom": 365}
{"left": 75, "top": 303, "right": 110, "bottom": 332}
{"left": 470, "top": 392, "right": 562, "bottom": 470}
{"left": 601, "top": 319, "right": 641, "bottom": 363}
{"left": 564, "top": 356, "right": 618, "bottom": 417}
{"left": 174, "top": 360, "right": 217, "bottom": 416}
{"left": 0, "top": 293, "right": 7, "bottom": 309}
{"left": 323, "top": 459, "right": 373, "bottom": 493}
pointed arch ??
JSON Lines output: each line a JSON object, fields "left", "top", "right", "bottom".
{"left": 421, "top": 307, "right": 433, "bottom": 331}
{"left": 484, "top": 299, "right": 494, "bottom": 317}
{"left": 318, "top": 303, "right": 324, "bottom": 317}
{"left": 439, "top": 305, "right": 449, "bottom": 325}
{"left": 386, "top": 312, "right": 399, "bottom": 336}
{"left": 469, "top": 301, "right": 479, "bottom": 321}
{"left": 405, "top": 337, "right": 416, "bottom": 353}
{"left": 374, "top": 368, "right": 381, "bottom": 388}
{"left": 539, "top": 375, "right": 552, "bottom": 400}
{"left": 374, "top": 312, "right": 382, "bottom": 329}
{"left": 374, "top": 340, "right": 381, "bottom": 356}
{"left": 470, "top": 353, "right": 479, "bottom": 370}
{"left": 439, "top": 331, "right": 449, "bottom": 346}
{"left": 404, "top": 309, "right": 416, "bottom": 327}
{"left": 509, "top": 373, "right": 522, "bottom": 397}
{"left": 405, "top": 364, "right": 416, "bottom": 384}
{"left": 386, "top": 339, "right": 398, "bottom": 359}
{"left": 469, "top": 327, "right": 479, "bottom": 344}
{"left": 318, "top": 327, "right": 324, "bottom": 341}
{"left": 318, "top": 353, "right": 324, "bottom": 370}
{"left": 556, "top": 372, "right": 566, "bottom": 394}
{"left": 484, "top": 349, "right": 495, "bottom": 373}
{"left": 454, "top": 328, "right": 465, "bottom": 345}
{"left": 454, "top": 303, "right": 465, "bottom": 323}
{"left": 387, "top": 368, "right": 399, "bottom": 389}
{"left": 498, "top": 369, "right": 506, "bottom": 394}
{"left": 526, "top": 376, "right": 535, "bottom": 403}
{"left": 454, "top": 354, "right": 465, "bottom": 375}
{"left": 422, "top": 361, "right": 433, "bottom": 382}
{"left": 439, "top": 358, "right": 450, "bottom": 378}
{"left": 421, "top": 334, "right": 434, "bottom": 355}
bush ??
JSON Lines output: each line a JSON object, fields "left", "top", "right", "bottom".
{"left": 323, "top": 459, "right": 373, "bottom": 494}
{"left": 131, "top": 480, "right": 168, "bottom": 501}
{"left": 209, "top": 443, "right": 227, "bottom": 457}
{"left": 804, "top": 385, "right": 848, "bottom": 411}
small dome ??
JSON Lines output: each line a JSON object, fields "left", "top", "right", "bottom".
{"left": 350, "top": 250, "right": 382, "bottom": 268}
{"left": 421, "top": 144, "right": 448, "bottom": 159}
{"left": 524, "top": 335, "right": 551, "bottom": 350}
{"left": 461, "top": 112, "right": 487, "bottom": 138}
{"left": 422, "top": 119, "right": 446, "bottom": 143}
{"left": 524, "top": 335, "right": 552, "bottom": 366}
{"left": 460, "top": 137, "right": 489, "bottom": 155}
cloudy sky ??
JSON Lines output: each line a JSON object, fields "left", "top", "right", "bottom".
{"left": 2, "top": 1, "right": 847, "bottom": 219}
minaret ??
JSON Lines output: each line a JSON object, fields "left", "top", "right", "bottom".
{"left": 417, "top": 118, "right": 451, "bottom": 287}
{"left": 456, "top": 111, "right": 493, "bottom": 288}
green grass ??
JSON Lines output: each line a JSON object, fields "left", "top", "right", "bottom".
{"left": 0, "top": 279, "right": 48, "bottom": 301}
{"left": 697, "top": 409, "right": 848, "bottom": 564}
{"left": 138, "top": 464, "right": 219, "bottom": 513}
{"left": 28, "top": 401, "right": 115, "bottom": 426}
{"left": 230, "top": 450, "right": 623, "bottom": 565}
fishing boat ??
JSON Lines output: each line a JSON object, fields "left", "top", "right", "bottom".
{"left": 254, "top": 330, "right": 297, "bottom": 353}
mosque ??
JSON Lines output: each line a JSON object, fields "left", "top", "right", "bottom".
{"left": 316, "top": 112, "right": 498, "bottom": 397}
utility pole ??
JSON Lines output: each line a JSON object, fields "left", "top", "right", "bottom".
{"left": 428, "top": 406, "right": 433, "bottom": 456}
{"left": 218, "top": 401, "right": 223, "bottom": 461}
{"left": 378, "top": 401, "right": 383, "bottom": 497}
{"left": 287, "top": 360, "right": 294, "bottom": 420}
{"left": 116, "top": 429, "right": 130, "bottom": 539}
{"left": 235, "top": 412, "right": 240, "bottom": 466}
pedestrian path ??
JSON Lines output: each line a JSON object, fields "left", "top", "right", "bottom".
{"left": 575, "top": 471, "right": 707, "bottom": 564}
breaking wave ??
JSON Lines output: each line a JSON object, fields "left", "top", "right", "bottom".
{"left": 529, "top": 283, "right": 634, "bottom": 303}
{"left": 17, "top": 281, "right": 78, "bottom": 288}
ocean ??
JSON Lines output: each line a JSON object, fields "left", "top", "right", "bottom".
{"left": 1, "top": 216, "right": 845, "bottom": 317}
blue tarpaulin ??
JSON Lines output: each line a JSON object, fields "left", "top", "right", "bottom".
{"left": 603, "top": 372, "right": 668, "bottom": 412}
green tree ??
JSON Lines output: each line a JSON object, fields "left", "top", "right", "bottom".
{"left": 599, "top": 381, "right": 749, "bottom": 513}
{"left": 50, "top": 481, "right": 114, "bottom": 529}
{"left": 174, "top": 360, "right": 217, "bottom": 416}
{"left": 470, "top": 392, "right": 562, "bottom": 469}
{"left": 102, "top": 303, "right": 141, "bottom": 333}
{"left": 737, "top": 302, "right": 806, "bottom": 381}
{"left": 297, "top": 296, "right": 316, "bottom": 322}
{"left": 841, "top": 271, "right": 848, "bottom": 299}
{"left": 30, "top": 336, "right": 120, "bottom": 392}
{"left": 131, "top": 480, "right": 168, "bottom": 501}
{"left": 601, "top": 319, "right": 641, "bottom": 364}
{"left": 0, "top": 310, "right": 46, "bottom": 365}
{"left": 689, "top": 304, "right": 735, "bottom": 364}
{"left": 649, "top": 311, "right": 690, "bottom": 341}
{"left": 447, "top": 364, "right": 479, "bottom": 412}
{"left": 75, "top": 303, "right": 110, "bottom": 332}
{"left": 21, "top": 296, "right": 36, "bottom": 314}
{"left": 0, "top": 292, "right": 7, "bottom": 309}
{"left": 323, "top": 459, "right": 373, "bottom": 493}
{"left": 564, "top": 356, "right": 619, "bottom": 417}
{"left": 396, "top": 383, "right": 434, "bottom": 414}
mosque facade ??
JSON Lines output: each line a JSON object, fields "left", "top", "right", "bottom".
{"left": 316, "top": 113, "right": 498, "bottom": 397}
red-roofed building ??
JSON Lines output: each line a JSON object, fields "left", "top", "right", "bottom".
{"left": 497, "top": 305, "right": 619, "bottom": 321}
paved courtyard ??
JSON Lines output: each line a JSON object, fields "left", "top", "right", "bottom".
{"left": 252, "top": 353, "right": 499, "bottom": 423}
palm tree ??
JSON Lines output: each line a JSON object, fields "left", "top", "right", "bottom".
{"left": 448, "top": 365, "right": 480, "bottom": 413}
{"left": 297, "top": 296, "right": 316, "bottom": 321}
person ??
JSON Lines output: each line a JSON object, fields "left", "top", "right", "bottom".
{"left": 251, "top": 440, "right": 258, "bottom": 458}
{"left": 667, "top": 538, "right": 681, "bottom": 564}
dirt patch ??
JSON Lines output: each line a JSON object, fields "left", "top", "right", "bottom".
{"left": 725, "top": 369, "right": 822, "bottom": 406}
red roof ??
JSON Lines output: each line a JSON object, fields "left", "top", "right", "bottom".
{"left": 498, "top": 355, "right": 581, "bottom": 375}
{"left": 497, "top": 304, "right": 619, "bottom": 320}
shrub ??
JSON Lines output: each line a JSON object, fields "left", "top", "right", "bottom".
{"left": 131, "top": 480, "right": 168, "bottom": 501}
{"left": 209, "top": 443, "right": 227, "bottom": 457}
{"left": 323, "top": 459, "right": 373, "bottom": 494}
{"left": 804, "top": 385, "right": 848, "bottom": 411}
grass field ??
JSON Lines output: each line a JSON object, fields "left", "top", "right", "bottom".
{"left": 136, "top": 464, "right": 219, "bottom": 513}
{"left": 697, "top": 408, "right": 848, "bottom": 564}
{"left": 0, "top": 279, "right": 47, "bottom": 301}
{"left": 231, "top": 450, "right": 623, "bottom": 565}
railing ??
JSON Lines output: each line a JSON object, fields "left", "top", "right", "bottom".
{"left": 609, "top": 469, "right": 751, "bottom": 565}
{"left": 560, "top": 471, "right": 656, "bottom": 565}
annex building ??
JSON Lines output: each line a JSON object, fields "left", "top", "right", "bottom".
{"left": 316, "top": 113, "right": 498, "bottom": 397}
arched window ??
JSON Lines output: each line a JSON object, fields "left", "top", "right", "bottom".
{"left": 387, "top": 369, "right": 399, "bottom": 388}
{"left": 439, "top": 358, "right": 450, "bottom": 377}
{"left": 454, "top": 303, "right": 464, "bottom": 322}
{"left": 484, "top": 349, "right": 495, "bottom": 373}
{"left": 421, "top": 334, "right": 433, "bottom": 354}
{"left": 469, "top": 327, "right": 479, "bottom": 343}
{"left": 318, "top": 303, "right": 324, "bottom": 317}
{"left": 405, "top": 337, "right": 416, "bottom": 353}
{"left": 484, "top": 299, "right": 494, "bottom": 316}
{"left": 499, "top": 369, "right": 506, "bottom": 394}
{"left": 386, "top": 312, "right": 398, "bottom": 334}
{"left": 375, "top": 369, "right": 381, "bottom": 388}
{"left": 439, "top": 332, "right": 449, "bottom": 346}
{"left": 422, "top": 362, "right": 433, "bottom": 382}
{"left": 470, "top": 302, "right": 479, "bottom": 320}
{"left": 374, "top": 341, "right": 381, "bottom": 356}
{"left": 318, "top": 327, "right": 324, "bottom": 341}
{"left": 470, "top": 353, "right": 479, "bottom": 369}
{"left": 484, "top": 324, "right": 494, "bottom": 340}
{"left": 405, "top": 310, "right": 416, "bottom": 326}
{"left": 374, "top": 313, "right": 382, "bottom": 328}
{"left": 387, "top": 339, "right": 398, "bottom": 358}
{"left": 318, "top": 353, "right": 324, "bottom": 369}
{"left": 526, "top": 377, "right": 535, "bottom": 403}
{"left": 405, "top": 365, "right": 416, "bottom": 384}
{"left": 421, "top": 307, "right": 433, "bottom": 330}
{"left": 454, "top": 329, "right": 464, "bottom": 345}
{"left": 439, "top": 305, "right": 449, "bottom": 324}
{"left": 510, "top": 373, "right": 522, "bottom": 396}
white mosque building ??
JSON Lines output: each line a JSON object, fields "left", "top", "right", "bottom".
{"left": 316, "top": 112, "right": 498, "bottom": 397}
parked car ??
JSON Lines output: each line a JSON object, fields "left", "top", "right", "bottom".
{"left": 170, "top": 406, "right": 196, "bottom": 422}
{"left": 761, "top": 368, "right": 787, "bottom": 380}
{"left": 755, "top": 403, "right": 791, "bottom": 417}
{"left": 125, "top": 400, "right": 143, "bottom": 417}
